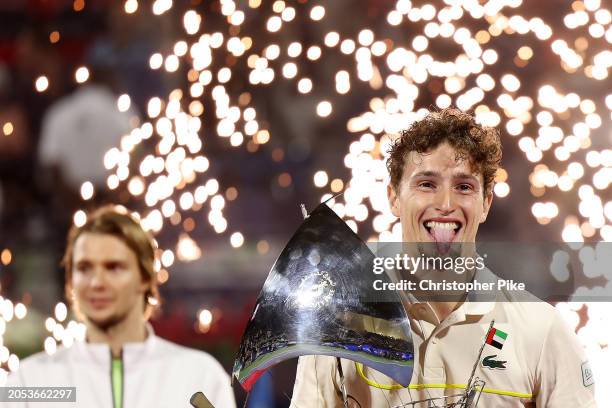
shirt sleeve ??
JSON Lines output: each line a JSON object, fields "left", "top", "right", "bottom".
{"left": 203, "top": 359, "right": 236, "bottom": 408}
{"left": 534, "top": 311, "right": 597, "bottom": 407}
{"left": 290, "top": 355, "right": 343, "bottom": 408}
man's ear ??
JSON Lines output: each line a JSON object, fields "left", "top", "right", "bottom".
{"left": 480, "top": 190, "right": 494, "bottom": 223}
{"left": 139, "top": 276, "right": 150, "bottom": 294}
{"left": 388, "top": 184, "right": 400, "bottom": 217}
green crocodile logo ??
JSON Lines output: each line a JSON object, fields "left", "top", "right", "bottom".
{"left": 482, "top": 355, "right": 507, "bottom": 370}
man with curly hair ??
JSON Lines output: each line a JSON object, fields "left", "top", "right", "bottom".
{"left": 290, "top": 108, "right": 596, "bottom": 407}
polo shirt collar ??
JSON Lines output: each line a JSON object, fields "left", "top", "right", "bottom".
{"left": 74, "top": 323, "right": 158, "bottom": 366}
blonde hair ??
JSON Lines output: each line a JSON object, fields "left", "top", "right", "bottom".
{"left": 63, "top": 205, "right": 160, "bottom": 319}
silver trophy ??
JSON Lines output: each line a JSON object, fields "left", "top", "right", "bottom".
{"left": 233, "top": 203, "right": 490, "bottom": 408}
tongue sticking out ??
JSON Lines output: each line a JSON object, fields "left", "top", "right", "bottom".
{"left": 430, "top": 227, "right": 456, "bottom": 255}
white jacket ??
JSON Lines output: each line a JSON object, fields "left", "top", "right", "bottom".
{"left": 5, "top": 326, "right": 236, "bottom": 408}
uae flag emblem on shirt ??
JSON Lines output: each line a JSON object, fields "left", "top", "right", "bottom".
{"left": 486, "top": 327, "right": 508, "bottom": 350}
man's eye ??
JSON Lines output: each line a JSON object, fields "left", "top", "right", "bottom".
{"left": 457, "top": 184, "right": 474, "bottom": 192}
{"left": 418, "top": 181, "right": 435, "bottom": 189}
{"left": 75, "top": 265, "right": 91, "bottom": 273}
{"left": 106, "top": 263, "right": 120, "bottom": 271}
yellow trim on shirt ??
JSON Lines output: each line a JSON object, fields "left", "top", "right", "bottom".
{"left": 355, "top": 362, "right": 533, "bottom": 399}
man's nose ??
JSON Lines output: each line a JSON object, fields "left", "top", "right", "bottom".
{"left": 89, "top": 268, "right": 107, "bottom": 288}
{"left": 434, "top": 185, "right": 455, "bottom": 213}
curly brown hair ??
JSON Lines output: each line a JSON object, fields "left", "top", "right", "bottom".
{"left": 387, "top": 108, "right": 502, "bottom": 195}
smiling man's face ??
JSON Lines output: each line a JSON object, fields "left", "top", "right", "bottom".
{"left": 388, "top": 142, "right": 493, "bottom": 248}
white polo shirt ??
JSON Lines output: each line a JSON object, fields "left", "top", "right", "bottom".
{"left": 291, "top": 274, "right": 597, "bottom": 407}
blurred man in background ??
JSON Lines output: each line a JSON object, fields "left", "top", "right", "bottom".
{"left": 7, "top": 206, "right": 236, "bottom": 408}
{"left": 37, "top": 48, "right": 137, "bottom": 197}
